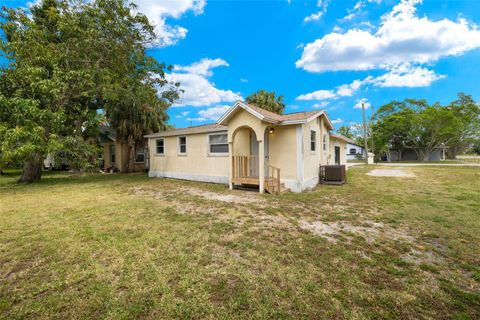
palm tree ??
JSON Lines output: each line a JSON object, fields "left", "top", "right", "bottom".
{"left": 246, "top": 90, "right": 285, "bottom": 114}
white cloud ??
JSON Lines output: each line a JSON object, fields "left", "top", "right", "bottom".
{"left": 354, "top": 98, "right": 371, "bottom": 109}
{"left": 331, "top": 118, "right": 343, "bottom": 124}
{"left": 240, "top": 78, "right": 248, "bottom": 83}
{"left": 370, "top": 64, "right": 445, "bottom": 87}
{"left": 297, "top": 89, "right": 336, "bottom": 101}
{"left": 133, "top": 0, "right": 206, "bottom": 47}
{"left": 296, "top": 77, "right": 369, "bottom": 101}
{"left": 174, "top": 58, "right": 228, "bottom": 76}
{"left": 181, "top": 111, "right": 190, "bottom": 116}
{"left": 297, "top": 0, "right": 480, "bottom": 73}
{"left": 197, "top": 105, "right": 230, "bottom": 121}
{"left": 167, "top": 58, "right": 242, "bottom": 107}
{"left": 312, "top": 101, "right": 330, "bottom": 109}
{"left": 304, "top": 0, "right": 329, "bottom": 23}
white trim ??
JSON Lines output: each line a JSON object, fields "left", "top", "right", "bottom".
{"left": 296, "top": 125, "right": 304, "bottom": 186}
{"left": 217, "top": 101, "right": 277, "bottom": 125}
{"left": 309, "top": 128, "right": 317, "bottom": 154}
{"left": 149, "top": 170, "right": 229, "bottom": 184}
{"left": 155, "top": 138, "right": 165, "bottom": 156}
{"left": 207, "top": 132, "right": 229, "bottom": 156}
{"left": 178, "top": 136, "right": 187, "bottom": 155}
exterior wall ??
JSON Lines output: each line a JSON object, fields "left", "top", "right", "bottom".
{"left": 268, "top": 124, "right": 298, "bottom": 182}
{"left": 301, "top": 116, "right": 333, "bottom": 189}
{"left": 148, "top": 131, "right": 229, "bottom": 183}
{"left": 329, "top": 137, "right": 347, "bottom": 166}
{"left": 233, "top": 127, "right": 250, "bottom": 156}
{"left": 347, "top": 143, "right": 365, "bottom": 160}
{"left": 302, "top": 117, "right": 321, "bottom": 189}
{"left": 101, "top": 141, "right": 146, "bottom": 172}
{"left": 226, "top": 109, "right": 266, "bottom": 144}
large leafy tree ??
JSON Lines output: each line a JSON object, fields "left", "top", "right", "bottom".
{"left": 336, "top": 126, "right": 354, "bottom": 139}
{"left": 445, "top": 93, "right": 480, "bottom": 158}
{"left": 374, "top": 97, "right": 473, "bottom": 162}
{"left": 0, "top": 0, "right": 177, "bottom": 180}
{"left": 246, "top": 90, "right": 285, "bottom": 114}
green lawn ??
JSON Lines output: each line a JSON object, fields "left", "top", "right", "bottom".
{"left": 1, "top": 167, "right": 479, "bottom": 319}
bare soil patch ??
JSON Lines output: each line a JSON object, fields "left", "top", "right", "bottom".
{"left": 367, "top": 169, "right": 416, "bottom": 177}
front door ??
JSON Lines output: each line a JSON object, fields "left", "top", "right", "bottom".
{"left": 335, "top": 146, "right": 340, "bottom": 165}
{"left": 249, "top": 130, "right": 269, "bottom": 176}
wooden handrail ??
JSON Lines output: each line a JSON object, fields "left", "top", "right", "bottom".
{"left": 266, "top": 162, "right": 281, "bottom": 195}
{"left": 232, "top": 155, "right": 281, "bottom": 194}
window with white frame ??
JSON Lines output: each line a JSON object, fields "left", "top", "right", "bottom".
{"left": 178, "top": 136, "right": 187, "bottom": 154}
{"left": 156, "top": 139, "right": 164, "bottom": 155}
{"left": 209, "top": 133, "right": 228, "bottom": 154}
{"left": 323, "top": 134, "right": 327, "bottom": 151}
{"left": 135, "top": 146, "right": 145, "bottom": 163}
{"left": 310, "top": 130, "right": 316, "bottom": 152}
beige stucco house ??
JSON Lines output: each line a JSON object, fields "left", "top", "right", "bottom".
{"left": 99, "top": 126, "right": 147, "bottom": 173}
{"left": 146, "top": 101, "right": 348, "bottom": 193}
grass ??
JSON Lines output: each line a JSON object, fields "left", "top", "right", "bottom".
{"left": 1, "top": 167, "right": 479, "bottom": 319}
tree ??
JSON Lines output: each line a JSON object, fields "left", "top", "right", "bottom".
{"left": 445, "top": 93, "right": 480, "bottom": 158}
{"left": 0, "top": 0, "right": 178, "bottom": 180}
{"left": 336, "top": 126, "right": 354, "bottom": 139}
{"left": 374, "top": 98, "right": 466, "bottom": 162}
{"left": 246, "top": 90, "right": 285, "bottom": 114}
{"left": 87, "top": 0, "right": 179, "bottom": 173}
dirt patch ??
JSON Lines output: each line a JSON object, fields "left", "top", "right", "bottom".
{"left": 177, "top": 186, "right": 262, "bottom": 204}
{"left": 367, "top": 169, "right": 416, "bottom": 178}
{"left": 299, "top": 219, "right": 414, "bottom": 244}
{"left": 131, "top": 186, "right": 262, "bottom": 205}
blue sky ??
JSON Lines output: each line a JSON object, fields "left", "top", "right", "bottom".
{"left": 3, "top": 0, "right": 480, "bottom": 131}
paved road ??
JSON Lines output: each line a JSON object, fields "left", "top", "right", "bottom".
{"left": 348, "top": 162, "right": 480, "bottom": 168}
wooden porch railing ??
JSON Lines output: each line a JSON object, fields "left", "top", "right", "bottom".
{"left": 265, "top": 162, "right": 281, "bottom": 195}
{"left": 232, "top": 155, "right": 282, "bottom": 194}
{"left": 232, "top": 155, "right": 258, "bottom": 180}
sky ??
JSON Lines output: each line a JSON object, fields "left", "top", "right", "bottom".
{"left": 3, "top": 0, "right": 480, "bottom": 131}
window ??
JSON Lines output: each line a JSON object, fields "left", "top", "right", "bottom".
{"left": 109, "top": 145, "right": 115, "bottom": 164}
{"left": 178, "top": 136, "right": 187, "bottom": 154}
{"left": 156, "top": 139, "right": 164, "bottom": 155}
{"left": 135, "top": 147, "right": 145, "bottom": 163}
{"left": 349, "top": 148, "right": 357, "bottom": 155}
{"left": 323, "top": 134, "right": 327, "bottom": 151}
{"left": 209, "top": 133, "right": 228, "bottom": 154}
{"left": 310, "top": 130, "right": 316, "bottom": 152}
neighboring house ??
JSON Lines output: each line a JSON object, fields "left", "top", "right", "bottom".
{"left": 345, "top": 141, "right": 365, "bottom": 160}
{"left": 146, "top": 101, "right": 348, "bottom": 193}
{"left": 387, "top": 148, "right": 444, "bottom": 161}
{"left": 98, "top": 125, "right": 147, "bottom": 172}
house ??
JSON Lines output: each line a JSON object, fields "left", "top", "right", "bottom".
{"left": 387, "top": 148, "right": 445, "bottom": 161}
{"left": 345, "top": 141, "right": 365, "bottom": 161}
{"left": 146, "top": 101, "right": 348, "bottom": 193}
{"left": 98, "top": 125, "right": 147, "bottom": 172}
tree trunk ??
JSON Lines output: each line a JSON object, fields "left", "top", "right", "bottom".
{"left": 120, "top": 142, "right": 133, "bottom": 173}
{"left": 19, "top": 154, "right": 43, "bottom": 183}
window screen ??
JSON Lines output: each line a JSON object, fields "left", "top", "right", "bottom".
{"left": 179, "top": 136, "right": 187, "bottom": 154}
{"left": 209, "top": 134, "right": 228, "bottom": 153}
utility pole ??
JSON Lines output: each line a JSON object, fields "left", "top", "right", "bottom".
{"left": 371, "top": 105, "right": 375, "bottom": 164}
{"left": 362, "top": 102, "right": 368, "bottom": 165}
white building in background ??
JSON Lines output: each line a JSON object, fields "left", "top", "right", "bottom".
{"left": 346, "top": 142, "right": 365, "bottom": 160}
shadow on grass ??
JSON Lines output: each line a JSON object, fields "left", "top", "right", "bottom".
{"left": 0, "top": 169, "right": 149, "bottom": 191}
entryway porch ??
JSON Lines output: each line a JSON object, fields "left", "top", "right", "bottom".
{"left": 229, "top": 126, "right": 288, "bottom": 194}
